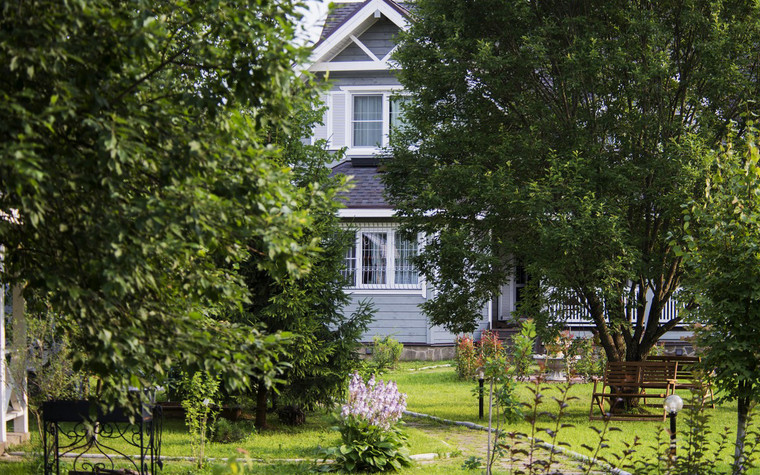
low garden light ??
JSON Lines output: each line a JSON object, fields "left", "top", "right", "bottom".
{"left": 477, "top": 367, "right": 485, "bottom": 420}
{"left": 664, "top": 394, "right": 683, "bottom": 463}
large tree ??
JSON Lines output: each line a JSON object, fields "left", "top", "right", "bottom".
{"left": 0, "top": 0, "right": 325, "bottom": 407}
{"left": 683, "top": 132, "right": 760, "bottom": 473}
{"left": 385, "top": 0, "right": 760, "bottom": 362}
{"left": 239, "top": 104, "right": 375, "bottom": 429}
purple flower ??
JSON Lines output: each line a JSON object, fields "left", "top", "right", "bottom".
{"left": 341, "top": 372, "right": 407, "bottom": 429}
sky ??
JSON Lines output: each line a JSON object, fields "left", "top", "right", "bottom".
{"left": 298, "top": 0, "right": 331, "bottom": 46}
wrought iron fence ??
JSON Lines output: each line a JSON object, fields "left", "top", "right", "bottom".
{"left": 43, "top": 399, "right": 163, "bottom": 475}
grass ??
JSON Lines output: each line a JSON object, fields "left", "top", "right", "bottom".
{"left": 387, "top": 363, "right": 756, "bottom": 472}
{"left": 3, "top": 361, "right": 759, "bottom": 473}
{"left": 4, "top": 406, "right": 455, "bottom": 474}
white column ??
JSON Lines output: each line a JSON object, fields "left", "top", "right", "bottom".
{"left": 11, "top": 285, "right": 28, "bottom": 434}
{"left": 0, "top": 250, "right": 6, "bottom": 445}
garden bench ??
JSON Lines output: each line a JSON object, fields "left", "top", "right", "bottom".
{"left": 648, "top": 355, "right": 715, "bottom": 408}
{"left": 589, "top": 361, "right": 678, "bottom": 421}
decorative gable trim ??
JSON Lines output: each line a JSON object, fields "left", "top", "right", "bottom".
{"left": 308, "top": 0, "right": 409, "bottom": 73}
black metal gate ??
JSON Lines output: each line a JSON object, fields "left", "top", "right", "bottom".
{"left": 42, "top": 399, "right": 163, "bottom": 474}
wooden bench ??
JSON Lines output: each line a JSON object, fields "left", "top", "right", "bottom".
{"left": 589, "top": 361, "right": 678, "bottom": 421}
{"left": 648, "top": 355, "right": 715, "bottom": 408}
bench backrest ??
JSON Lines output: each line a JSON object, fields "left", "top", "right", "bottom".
{"left": 648, "top": 356, "right": 701, "bottom": 380}
{"left": 604, "top": 361, "right": 678, "bottom": 386}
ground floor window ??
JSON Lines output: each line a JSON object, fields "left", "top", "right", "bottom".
{"left": 341, "top": 226, "right": 421, "bottom": 290}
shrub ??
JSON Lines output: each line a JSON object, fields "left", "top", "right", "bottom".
{"left": 544, "top": 329, "right": 573, "bottom": 357}
{"left": 320, "top": 373, "right": 412, "bottom": 473}
{"left": 569, "top": 335, "right": 606, "bottom": 380}
{"left": 511, "top": 319, "right": 537, "bottom": 381}
{"left": 479, "top": 329, "right": 505, "bottom": 360}
{"left": 181, "top": 371, "right": 220, "bottom": 468}
{"left": 211, "top": 419, "right": 255, "bottom": 444}
{"left": 276, "top": 404, "right": 306, "bottom": 426}
{"left": 455, "top": 335, "right": 480, "bottom": 379}
{"left": 372, "top": 335, "right": 404, "bottom": 373}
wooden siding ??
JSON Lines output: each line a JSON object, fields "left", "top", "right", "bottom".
{"left": 344, "top": 293, "right": 429, "bottom": 343}
{"left": 428, "top": 304, "right": 491, "bottom": 344}
{"left": 344, "top": 291, "right": 492, "bottom": 345}
{"left": 356, "top": 18, "right": 399, "bottom": 59}
{"left": 332, "top": 42, "right": 373, "bottom": 62}
{"left": 328, "top": 72, "right": 401, "bottom": 90}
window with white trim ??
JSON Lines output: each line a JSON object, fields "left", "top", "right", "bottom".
{"left": 342, "top": 227, "right": 421, "bottom": 289}
{"left": 353, "top": 95, "right": 384, "bottom": 147}
{"left": 349, "top": 91, "right": 410, "bottom": 149}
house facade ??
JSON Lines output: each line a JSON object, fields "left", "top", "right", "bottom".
{"left": 305, "top": 0, "right": 690, "bottom": 357}
{"left": 306, "top": 0, "right": 490, "bottom": 357}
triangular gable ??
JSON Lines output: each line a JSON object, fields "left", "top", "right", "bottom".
{"left": 308, "top": 0, "right": 409, "bottom": 73}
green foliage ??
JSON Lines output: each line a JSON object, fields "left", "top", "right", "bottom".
{"left": 493, "top": 379, "right": 523, "bottom": 424}
{"left": 668, "top": 377, "right": 730, "bottom": 475}
{"left": 181, "top": 371, "right": 221, "bottom": 469}
{"left": 461, "top": 456, "right": 483, "bottom": 470}
{"left": 371, "top": 335, "right": 404, "bottom": 373}
{"left": 511, "top": 320, "right": 537, "bottom": 382}
{"left": 683, "top": 129, "right": 760, "bottom": 470}
{"left": 319, "top": 418, "right": 413, "bottom": 473}
{"left": 455, "top": 330, "right": 507, "bottom": 381}
{"left": 22, "top": 297, "right": 89, "bottom": 404}
{"left": 386, "top": 0, "right": 760, "bottom": 363}
{"left": 235, "top": 100, "right": 376, "bottom": 425}
{"left": 0, "top": 0, "right": 325, "bottom": 408}
{"left": 478, "top": 330, "right": 504, "bottom": 361}
{"left": 568, "top": 336, "right": 606, "bottom": 381}
{"left": 211, "top": 418, "right": 256, "bottom": 444}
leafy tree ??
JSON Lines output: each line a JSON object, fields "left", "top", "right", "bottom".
{"left": 386, "top": 0, "right": 760, "bottom": 362}
{"left": 682, "top": 131, "right": 760, "bottom": 473}
{"left": 239, "top": 103, "right": 374, "bottom": 429}
{"left": 0, "top": 0, "right": 325, "bottom": 408}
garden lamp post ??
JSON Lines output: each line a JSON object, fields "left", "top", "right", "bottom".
{"left": 664, "top": 394, "right": 683, "bottom": 464}
{"left": 477, "top": 367, "right": 485, "bottom": 420}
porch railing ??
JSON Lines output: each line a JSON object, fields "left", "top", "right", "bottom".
{"left": 548, "top": 289, "right": 683, "bottom": 326}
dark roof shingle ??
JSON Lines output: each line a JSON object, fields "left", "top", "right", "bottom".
{"left": 331, "top": 160, "right": 390, "bottom": 209}
{"left": 316, "top": 0, "right": 411, "bottom": 45}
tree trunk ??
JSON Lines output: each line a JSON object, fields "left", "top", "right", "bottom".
{"left": 733, "top": 393, "right": 751, "bottom": 475}
{"left": 254, "top": 382, "right": 268, "bottom": 430}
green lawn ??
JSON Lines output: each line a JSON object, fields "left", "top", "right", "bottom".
{"left": 3, "top": 361, "right": 759, "bottom": 473}
{"left": 3, "top": 407, "right": 456, "bottom": 474}
{"left": 387, "top": 363, "right": 756, "bottom": 472}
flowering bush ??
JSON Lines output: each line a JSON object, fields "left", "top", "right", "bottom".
{"left": 544, "top": 330, "right": 573, "bottom": 357}
{"left": 456, "top": 330, "right": 508, "bottom": 380}
{"left": 320, "top": 373, "right": 412, "bottom": 472}
{"left": 341, "top": 373, "right": 406, "bottom": 430}
{"left": 455, "top": 335, "right": 480, "bottom": 379}
{"left": 479, "top": 329, "right": 505, "bottom": 360}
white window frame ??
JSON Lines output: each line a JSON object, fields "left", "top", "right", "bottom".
{"left": 352, "top": 94, "right": 384, "bottom": 148}
{"left": 342, "top": 224, "right": 425, "bottom": 295}
{"left": 339, "top": 86, "right": 406, "bottom": 155}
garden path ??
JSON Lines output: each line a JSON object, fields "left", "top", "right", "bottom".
{"left": 407, "top": 418, "right": 609, "bottom": 474}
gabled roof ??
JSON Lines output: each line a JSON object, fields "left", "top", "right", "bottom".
{"left": 308, "top": 0, "right": 410, "bottom": 72}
